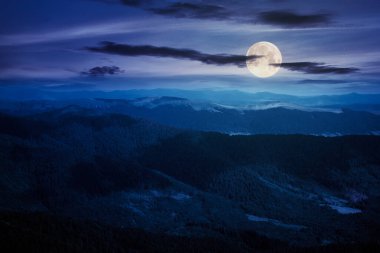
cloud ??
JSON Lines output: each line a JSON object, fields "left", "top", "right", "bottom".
{"left": 115, "top": 0, "right": 333, "bottom": 28}
{"left": 121, "top": 0, "right": 144, "bottom": 6}
{"left": 82, "top": 66, "right": 124, "bottom": 76}
{"left": 94, "top": 0, "right": 145, "bottom": 6}
{"left": 120, "top": 0, "right": 151, "bottom": 7}
{"left": 150, "top": 2, "right": 230, "bottom": 20}
{"left": 0, "top": 21, "right": 144, "bottom": 46}
{"left": 272, "top": 62, "right": 359, "bottom": 74}
{"left": 298, "top": 79, "right": 351, "bottom": 84}
{"left": 86, "top": 41, "right": 261, "bottom": 67}
{"left": 258, "top": 11, "right": 331, "bottom": 27}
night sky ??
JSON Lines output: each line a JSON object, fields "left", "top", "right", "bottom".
{"left": 1, "top": 0, "right": 380, "bottom": 95}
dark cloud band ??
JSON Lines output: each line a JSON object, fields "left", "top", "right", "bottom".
{"left": 258, "top": 11, "right": 330, "bottom": 28}
{"left": 273, "top": 62, "right": 358, "bottom": 74}
{"left": 86, "top": 41, "right": 260, "bottom": 67}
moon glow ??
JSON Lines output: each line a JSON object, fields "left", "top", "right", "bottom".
{"left": 246, "top": 41, "right": 282, "bottom": 78}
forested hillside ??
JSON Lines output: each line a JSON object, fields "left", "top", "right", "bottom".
{"left": 0, "top": 109, "right": 380, "bottom": 251}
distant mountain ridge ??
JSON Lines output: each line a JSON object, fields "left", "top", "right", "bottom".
{"left": 1, "top": 96, "right": 380, "bottom": 135}
{"left": 1, "top": 88, "right": 380, "bottom": 110}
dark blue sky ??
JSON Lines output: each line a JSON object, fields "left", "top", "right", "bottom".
{"left": 1, "top": 0, "right": 380, "bottom": 95}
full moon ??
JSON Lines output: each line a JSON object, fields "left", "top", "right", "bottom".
{"left": 246, "top": 41, "right": 282, "bottom": 78}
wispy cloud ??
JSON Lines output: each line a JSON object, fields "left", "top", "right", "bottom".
{"left": 150, "top": 2, "right": 230, "bottom": 20}
{"left": 86, "top": 41, "right": 261, "bottom": 67}
{"left": 298, "top": 79, "right": 352, "bottom": 84}
{"left": 113, "top": 0, "right": 334, "bottom": 28}
{"left": 298, "top": 79, "right": 351, "bottom": 84}
{"left": 0, "top": 21, "right": 149, "bottom": 46}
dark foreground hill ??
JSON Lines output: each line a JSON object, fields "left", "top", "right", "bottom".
{"left": 0, "top": 108, "right": 380, "bottom": 251}
{"left": 1, "top": 211, "right": 380, "bottom": 253}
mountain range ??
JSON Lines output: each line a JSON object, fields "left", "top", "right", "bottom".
{"left": 2, "top": 96, "right": 380, "bottom": 135}
{"left": 1, "top": 104, "right": 380, "bottom": 252}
